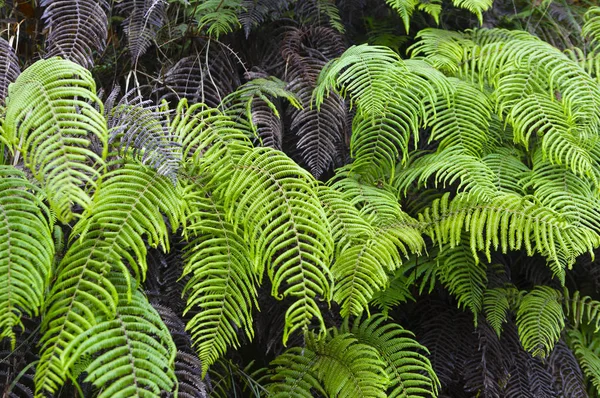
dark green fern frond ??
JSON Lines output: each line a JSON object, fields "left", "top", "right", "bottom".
{"left": 269, "top": 331, "right": 389, "bottom": 398}
{"left": 224, "top": 147, "right": 334, "bottom": 342}
{"left": 344, "top": 315, "right": 440, "bottom": 398}
{"left": 0, "top": 167, "right": 53, "bottom": 347}
{"left": 62, "top": 275, "right": 177, "bottom": 398}
{"left": 370, "top": 269, "right": 414, "bottom": 315}
{"left": 36, "top": 161, "right": 181, "bottom": 395}
{"left": 517, "top": 286, "right": 564, "bottom": 358}
{"left": 180, "top": 178, "right": 258, "bottom": 370}
{"left": 3, "top": 58, "right": 108, "bottom": 223}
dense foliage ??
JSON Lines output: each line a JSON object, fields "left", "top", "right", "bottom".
{"left": 2, "top": 0, "right": 600, "bottom": 397}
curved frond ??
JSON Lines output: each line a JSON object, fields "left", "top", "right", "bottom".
{"left": 516, "top": 286, "right": 564, "bottom": 358}
{"left": 269, "top": 331, "right": 388, "bottom": 398}
{"left": 36, "top": 162, "right": 180, "bottom": 395}
{"left": 451, "top": 0, "right": 492, "bottom": 24}
{"left": 3, "top": 57, "right": 107, "bottom": 223}
{"left": 0, "top": 167, "right": 53, "bottom": 347}
{"left": 63, "top": 276, "right": 177, "bottom": 398}
{"left": 41, "top": 0, "right": 109, "bottom": 68}
{"left": 583, "top": 6, "right": 600, "bottom": 50}
{"left": 224, "top": 148, "right": 333, "bottom": 342}
{"left": 483, "top": 286, "right": 522, "bottom": 336}
{"left": 0, "top": 38, "right": 20, "bottom": 106}
{"left": 568, "top": 328, "right": 600, "bottom": 394}
{"left": 345, "top": 315, "right": 440, "bottom": 398}
{"left": 180, "top": 179, "right": 258, "bottom": 370}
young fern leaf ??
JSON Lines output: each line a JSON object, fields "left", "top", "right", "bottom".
{"left": 36, "top": 162, "right": 180, "bottom": 395}
{"left": 516, "top": 286, "right": 564, "bottom": 358}
{"left": 269, "top": 331, "right": 389, "bottom": 398}
{"left": 3, "top": 58, "right": 108, "bottom": 223}
{"left": 0, "top": 167, "right": 54, "bottom": 348}
{"left": 0, "top": 38, "right": 20, "bottom": 107}
{"left": 344, "top": 315, "right": 440, "bottom": 398}
{"left": 224, "top": 147, "right": 334, "bottom": 343}
{"left": 41, "top": 0, "right": 109, "bottom": 68}
{"left": 180, "top": 179, "right": 258, "bottom": 370}
{"left": 62, "top": 275, "right": 177, "bottom": 398}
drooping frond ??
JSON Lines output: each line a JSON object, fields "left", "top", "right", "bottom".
{"left": 220, "top": 76, "right": 301, "bottom": 150}
{"left": 3, "top": 57, "right": 107, "bottom": 223}
{"left": 35, "top": 161, "right": 181, "bottom": 395}
{"left": 195, "top": 0, "right": 242, "bottom": 38}
{"left": 452, "top": 0, "right": 493, "bottom": 24}
{"left": 180, "top": 179, "right": 258, "bottom": 370}
{"left": 437, "top": 243, "right": 487, "bottom": 323}
{"left": 269, "top": 331, "right": 389, "bottom": 398}
{"left": 157, "top": 46, "right": 241, "bottom": 108}
{"left": 224, "top": 147, "right": 334, "bottom": 342}
{"left": 483, "top": 286, "right": 522, "bottom": 336}
{"left": 344, "top": 315, "right": 440, "bottom": 398}
{"left": 0, "top": 38, "right": 20, "bottom": 106}
{"left": 118, "top": 0, "right": 167, "bottom": 63}
{"left": 385, "top": 0, "right": 441, "bottom": 33}
{"left": 516, "top": 286, "right": 564, "bottom": 358}
{"left": 62, "top": 275, "right": 177, "bottom": 398}
{"left": 41, "top": 0, "right": 109, "bottom": 68}
{"left": 107, "top": 88, "right": 180, "bottom": 180}
{"left": 0, "top": 167, "right": 53, "bottom": 347}
{"left": 418, "top": 192, "right": 600, "bottom": 280}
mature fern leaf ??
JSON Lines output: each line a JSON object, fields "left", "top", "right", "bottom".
{"left": 180, "top": 179, "right": 258, "bottom": 370}
{"left": 0, "top": 38, "right": 20, "bottom": 106}
{"left": 385, "top": 0, "right": 442, "bottom": 33}
{"left": 62, "top": 275, "right": 177, "bottom": 398}
{"left": 517, "top": 286, "right": 564, "bottom": 358}
{"left": 195, "top": 0, "right": 242, "bottom": 38}
{"left": 35, "top": 162, "right": 181, "bottom": 395}
{"left": 0, "top": 167, "right": 53, "bottom": 347}
{"left": 583, "top": 6, "right": 600, "bottom": 50}
{"left": 41, "top": 0, "right": 109, "bottom": 68}
{"left": 483, "top": 286, "right": 522, "bottom": 336}
{"left": 548, "top": 339, "right": 587, "bottom": 397}
{"left": 481, "top": 148, "right": 529, "bottom": 194}
{"left": 452, "top": 0, "right": 493, "bottom": 24}
{"left": 3, "top": 58, "right": 107, "bottom": 223}
{"left": 567, "top": 328, "right": 600, "bottom": 394}
{"left": 345, "top": 315, "right": 439, "bottom": 397}
{"left": 224, "top": 147, "right": 334, "bottom": 342}
{"left": 107, "top": 88, "right": 180, "bottom": 180}
{"left": 157, "top": 46, "right": 241, "bottom": 108}
{"left": 118, "top": 0, "right": 167, "bottom": 63}
{"left": 269, "top": 331, "right": 389, "bottom": 398}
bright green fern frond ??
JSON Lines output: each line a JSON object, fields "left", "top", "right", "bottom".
{"left": 195, "top": 0, "right": 242, "bottom": 38}
{"left": 180, "top": 178, "right": 258, "bottom": 371}
{"left": 171, "top": 100, "right": 252, "bottom": 186}
{"left": 564, "top": 290, "right": 600, "bottom": 332}
{"left": 583, "top": 6, "right": 600, "bottom": 50}
{"left": 483, "top": 286, "right": 522, "bottom": 336}
{"left": 370, "top": 270, "right": 414, "bottom": 315}
{"left": 344, "top": 315, "right": 440, "bottom": 398}
{"left": 568, "top": 328, "right": 600, "bottom": 392}
{"left": 394, "top": 147, "right": 498, "bottom": 201}
{"left": 481, "top": 148, "right": 530, "bottom": 194}
{"left": 418, "top": 192, "right": 600, "bottom": 279}
{"left": 36, "top": 161, "right": 181, "bottom": 395}
{"left": 62, "top": 275, "right": 177, "bottom": 398}
{"left": 269, "top": 332, "right": 389, "bottom": 398}
{"left": 426, "top": 78, "right": 492, "bottom": 157}
{"left": 224, "top": 147, "right": 333, "bottom": 343}
{"left": 0, "top": 166, "right": 54, "bottom": 347}
{"left": 409, "top": 29, "right": 474, "bottom": 74}
{"left": 3, "top": 57, "right": 108, "bottom": 223}
{"left": 385, "top": 0, "right": 419, "bottom": 33}
{"left": 437, "top": 243, "right": 487, "bottom": 323}
{"left": 451, "top": 0, "right": 493, "bottom": 24}
{"left": 517, "top": 286, "right": 564, "bottom": 358}
{"left": 317, "top": 185, "right": 374, "bottom": 256}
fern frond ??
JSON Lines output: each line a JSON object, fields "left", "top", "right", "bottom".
{"left": 345, "top": 315, "right": 440, "bottom": 397}
{"left": 564, "top": 290, "right": 600, "bottom": 332}
{"left": 483, "top": 286, "right": 522, "bottom": 336}
{"left": 370, "top": 270, "right": 414, "bottom": 315}
{"left": 294, "top": 0, "right": 345, "bottom": 33}
{"left": 41, "top": 0, "right": 109, "bottom": 68}
{"left": 269, "top": 331, "right": 388, "bottom": 398}
{"left": 0, "top": 38, "right": 20, "bottom": 106}
{"left": 107, "top": 89, "right": 180, "bottom": 180}
{"left": 452, "top": 0, "right": 493, "bottom": 24}
{"left": 437, "top": 243, "right": 487, "bottom": 322}
{"left": 36, "top": 162, "right": 180, "bottom": 395}
{"left": 568, "top": 328, "right": 600, "bottom": 393}
{"left": 62, "top": 275, "right": 177, "bottom": 398}
{"left": 238, "top": 0, "right": 289, "bottom": 38}
{"left": 481, "top": 148, "right": 530, "bottom": 194}
{"left": 224, "top": 147, "right": 333, "bottom": 342}
{"left": 385, "top": 0, "right": 442, "bottom": 33}
{"left": 195, "top": 0, "right": 242, "bottom": 38}
{"left": 180, "top": 178, "right": 258, "bottom": 370}
{"left": 0, "top": 167, "right": 53, "bottom": 347}
{"left": 118, "top": 0, "right": 167, "bottom": 63}
{"left": 3, "top": 58, "right": 107, "bottom": 223}
{"left": 548, "top": 339, "right": 587, "bottom": 398}
{"left": 517, "top": 286, "right": 564, "bottom": 358}
{"left": 583, "top": 6, "right": 600, "bottom": 50}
